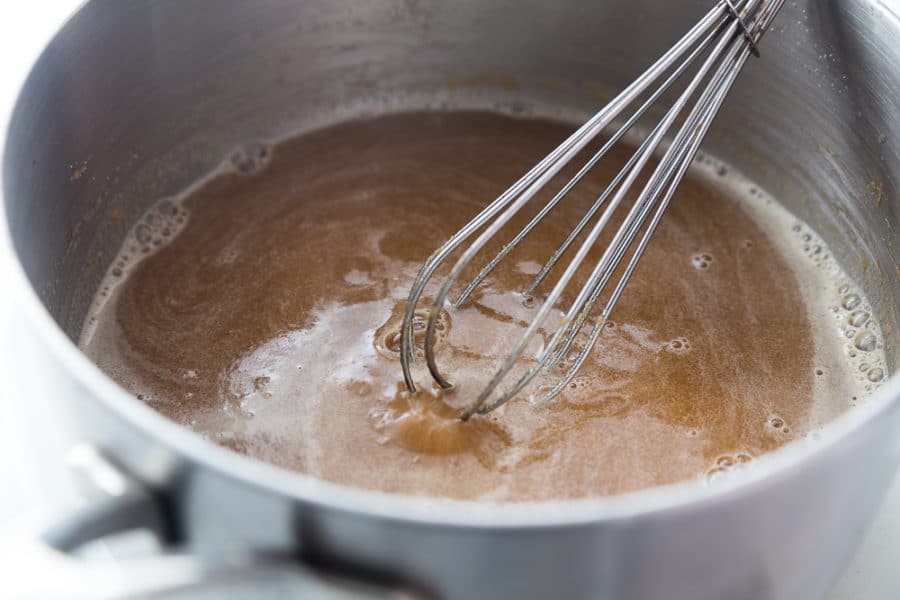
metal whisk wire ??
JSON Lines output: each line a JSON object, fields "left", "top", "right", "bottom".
{"left": 400, "top": 0, "right": 785, "bottom": 420}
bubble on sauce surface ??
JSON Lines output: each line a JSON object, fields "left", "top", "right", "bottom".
{"left": 666, "top": 337, "right": 692, "bottom": 354}
{"left": 229, "top": 141, "right": 273, "bottom": 175}
{"left": 375, "top": 306, "right": 451, "bottom": 360}
{"left": 567, "top": 378, "right": 587, "bottom": 390}
{"left": 767, "top": 416, "right": 785, "bottom": 432}
{"left": 841, "top": 293, "right": 861, "bottom": 311}
{"left": 135, "top": 224, "right": 152, "bottom": 245}
{"left": 157, "top": 198, "right": 177, "bottom": 216}
{"left": 854, "top": 331, "right": 877, "bottom": 352}
{"left": 848, "top": 310, "right": 869, "bottom": 327}
{"left": 706, "top": 451, "right": 753, "bottom": 483}
{"left": 691, "top": 253, "right": 713, "bottom": 270}
{"left": 867, "top": 367, "right": 884, "bottom": 383}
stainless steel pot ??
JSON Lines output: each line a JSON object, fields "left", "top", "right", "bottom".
{"left": 2, "top": 1, "right": 899, "bottom": 598}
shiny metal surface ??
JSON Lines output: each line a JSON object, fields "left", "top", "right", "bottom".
{"left": 2, "top": 1, "right": 899, "bottom": 599}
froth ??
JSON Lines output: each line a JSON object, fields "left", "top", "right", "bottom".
{"left": 79, "top": 196, "right": 190, "bottom": 347}
{"left": 226, "top": 141, "right": 274, "bottom": 176}
{"left": 79, "top": 140, "right": 277, "bottom": 348}
{"left": 688, "top": 153, "right": 889, "bottom": 422}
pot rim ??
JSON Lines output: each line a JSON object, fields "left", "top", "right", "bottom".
{"left": 1, "top": 0, "right": 898, "bottom": 530}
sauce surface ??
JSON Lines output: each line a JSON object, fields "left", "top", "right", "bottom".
{"left": 80, "top": 111, "right": 884, "bottom": 500}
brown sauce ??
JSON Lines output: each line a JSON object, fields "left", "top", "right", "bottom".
{"left": 80, "top": 111, "right": 866, "bottom": 500}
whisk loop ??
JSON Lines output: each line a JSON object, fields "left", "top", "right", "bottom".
{"left": 400, "top": 0, "right": 785, "bottom": 420}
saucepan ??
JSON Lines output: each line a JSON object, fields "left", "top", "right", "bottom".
{"left": 2, "top": 1, "right": 899, "bottom": 598}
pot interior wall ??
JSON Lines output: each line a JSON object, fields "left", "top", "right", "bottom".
{"left": 4, "top": 0, "right": 899, "bottom": 371}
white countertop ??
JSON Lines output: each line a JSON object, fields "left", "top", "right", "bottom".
{"left": 1, "top": 2, "right": 898, "bottom": 598}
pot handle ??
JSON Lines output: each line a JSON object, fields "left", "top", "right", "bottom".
{"left": 2, "top": 445, "right": 420, "bottom": 600}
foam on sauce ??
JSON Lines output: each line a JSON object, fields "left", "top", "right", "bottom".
{"left": 80, "top": 111, "right": 888, "bottom": 500}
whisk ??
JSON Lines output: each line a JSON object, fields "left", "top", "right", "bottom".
{"left": 400, "top": 0, "right": 785, "bottom": 420}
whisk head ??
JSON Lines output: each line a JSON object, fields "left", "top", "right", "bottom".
{"left": 400, "top": 0, "right": 785, "bottom": 420}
